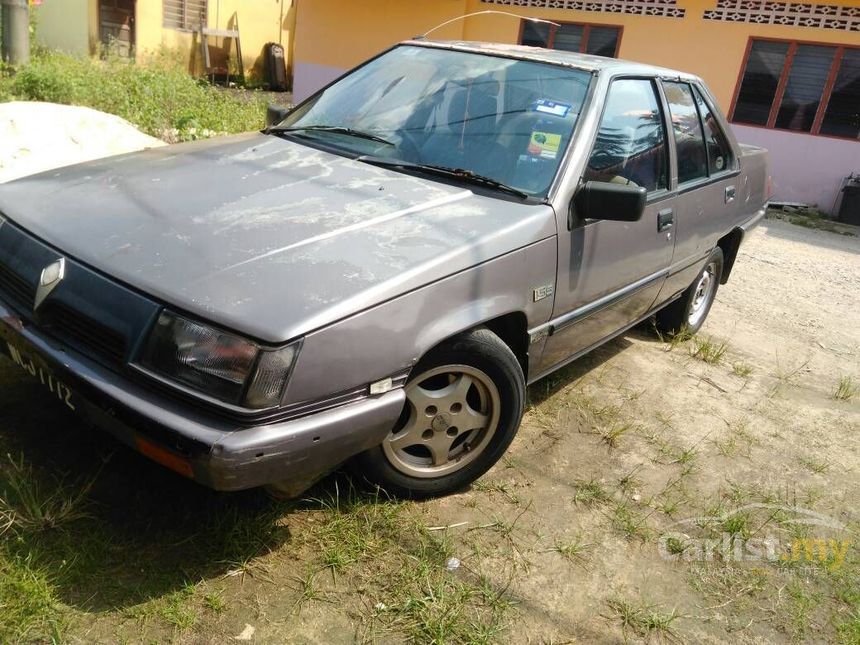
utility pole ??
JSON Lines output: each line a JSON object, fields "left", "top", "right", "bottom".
{"left": 1, "top": 0, "right": 29, "bottom": 66}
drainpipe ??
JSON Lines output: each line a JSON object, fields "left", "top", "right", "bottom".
{"left": 1, "top": 0, "right": 30, "bottom": 66}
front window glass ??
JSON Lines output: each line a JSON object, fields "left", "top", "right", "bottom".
{"left": 664, "top": 82, "right": 708, "bottom": 184}
{"left": 277, "top": 46, "right": 592, "bottom": 197}
{"left": 585, "top": 79, "right": 668, "bottom": 193}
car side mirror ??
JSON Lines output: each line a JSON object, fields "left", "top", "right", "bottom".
{"left": 570, "top": 181, "right": 647, "bottom": 228}
{"left": 266, "top": 104, "right": 291, "bottom": 127}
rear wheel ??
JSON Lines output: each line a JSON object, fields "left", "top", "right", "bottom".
{"left": 655, "top": 246, "right": 724, "bottom": 335}
{"left": 352, "top": 329, "right": 525, "bottom": 499}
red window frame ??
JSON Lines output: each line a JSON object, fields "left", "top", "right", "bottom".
{"left": 729, "top": 36, "right": 860, "bottom": 140}
{"left": 518, "top": 20, "right": 623, "bottom": 57}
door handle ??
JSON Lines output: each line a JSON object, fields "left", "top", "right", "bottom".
{"left": 725, "top": 186, "right": 736, "bottom": 204}
{"left": 657, "top": 208, "right": 674, "bottom": 232}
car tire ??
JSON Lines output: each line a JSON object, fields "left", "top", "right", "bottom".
{"left": 351, "top": 328, "right": 526, "bottom": 499}
{"left": 655, "top": 246, "right": 724, "bottom": 336}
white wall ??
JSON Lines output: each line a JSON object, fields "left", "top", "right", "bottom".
{"left": 732, "top": 125, "right": 860, "bottom": 215}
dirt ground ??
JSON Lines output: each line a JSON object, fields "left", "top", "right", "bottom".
{"left": 0, "top": 216, "right": 857, "bottom": 644}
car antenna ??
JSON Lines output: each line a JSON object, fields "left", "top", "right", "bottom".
{"left": 415, "top": 10, "right": 560, "bottom": 40}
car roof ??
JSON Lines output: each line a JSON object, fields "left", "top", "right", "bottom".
{"left": 404, "top": 39, "right": 701, "bottom": 82}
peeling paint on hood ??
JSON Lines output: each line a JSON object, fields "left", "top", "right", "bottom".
{"left": 0, "top": 133, "right": 557, "bottom": 342}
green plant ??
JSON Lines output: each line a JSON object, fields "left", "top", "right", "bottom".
{"left": 732, "top": 361, "right": 753, "bottom": 378}
{"left": 0, "top": 454, "right": 93, "bottom": 533}
{"left": 7, "top": 50, "right": 266, "bottom": 142}
{"left": 833, "top": 376, "right": 857, "bottom": 402}
{"left": 689, "top": 336, "right": 728, "bottom": 365}
{"left": 606, "top": 598, "right": 682, "bottom": 642}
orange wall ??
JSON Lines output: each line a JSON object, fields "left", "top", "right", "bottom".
{"left": 294, "top": 0, "right": 860, "bottom": 110}
{"left": 293, "top": 0, "right": 468, "bottom": 67}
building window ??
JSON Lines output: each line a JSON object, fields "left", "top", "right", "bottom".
{"left": 520, "top": 21, "right": 622, "bottom": 58}
{"left": 163, "top": 0, "right": 207, "bottom": 31}
{"left": 731, "top": 38, "right": 860, "bottom": 140}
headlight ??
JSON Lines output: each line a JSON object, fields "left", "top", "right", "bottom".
{"left": 139, "top": 311, "right": 299, "bottom": 410}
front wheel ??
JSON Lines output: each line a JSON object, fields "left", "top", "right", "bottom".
{"left": 352, "top": 329, "right": 525, "bottom": 499}
{"left": 655, "top": 246, "right": 724, "bottom": 335}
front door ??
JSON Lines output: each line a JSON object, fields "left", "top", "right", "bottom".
{"left": 99, "top": 0, "right": 135, "bottom": 58}
{"left": 538, "top": 78, "right": 676, "bottom": 373}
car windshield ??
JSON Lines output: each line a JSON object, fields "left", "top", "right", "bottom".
{"left": 274, "top": 45, "right": 592, "bottom": 197}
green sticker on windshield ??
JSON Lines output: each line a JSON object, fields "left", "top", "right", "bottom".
{"left": 528, "top": 131, "right": 562, "bottom": 160}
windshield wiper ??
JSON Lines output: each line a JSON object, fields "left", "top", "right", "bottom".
{"left": 268, "top": 125, "right": 394, "bottom": 147}
{"left": 357, "top": 156, "right": 530, "bottom": 200}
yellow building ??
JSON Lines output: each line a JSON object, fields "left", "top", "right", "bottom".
{"left": 34, "top": 0, "right": 297, "bottom": 83}
{"left": 31, "top": 0, "right": 859, "bottom": 212}
{"left": 290, "top": 0, "right": 859, "bottom": 214}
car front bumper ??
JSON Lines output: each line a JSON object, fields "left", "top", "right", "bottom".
{"left": 0, "top": 300, "right": 405, "bottom": 491}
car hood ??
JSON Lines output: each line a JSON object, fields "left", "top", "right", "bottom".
{"left": 0, "top": 133, "right": 556, "bottom": 342}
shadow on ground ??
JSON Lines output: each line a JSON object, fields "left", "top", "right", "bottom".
{"left": 0, "top": 329, "right": 648, "bottom": 616}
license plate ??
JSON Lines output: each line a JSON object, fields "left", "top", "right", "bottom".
{"left": 5, "top": 340, "right": 77, "bottom": 412}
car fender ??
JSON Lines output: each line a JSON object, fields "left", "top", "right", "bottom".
{"left": 284, "top": 236, "right": 558, "bottom": 405}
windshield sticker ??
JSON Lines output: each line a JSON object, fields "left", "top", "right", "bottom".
{"left": 533, "top": 100, "right": 571, "bottom": 118}
{"left": 528, "top": 131, "right": 562, "bottom": 160}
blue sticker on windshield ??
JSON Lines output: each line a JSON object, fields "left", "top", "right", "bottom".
{"left": 533, "top": 100, "right": 571, "bottom": 118}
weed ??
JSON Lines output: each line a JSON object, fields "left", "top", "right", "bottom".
{"left": 606, "top": 598, "right": 682, "bottom": 642}
{"left": 290, "top": 569, "right": 327, "bottom": 611}
{"left": 203, "top": 591, "right": 226, "bottom": 613}
{"left": 4, "top": 50, "right": 266, "bottom": 142}
{"left": 732, "top": 361, "right": 753, "bottom": 378}
{"left": 0, "top": 551, "right": 64, "bottom": 642}
{"left": 611, "top": 503, "right": 651, "bottom": 541}
{"left": 0, "top": 454, "right": 93, "bottom": 533}
{"left": 771, "top": 354, "right": 811, "bottom": 396}
{"left": 550, "top": 538, "right": 591, "bottom": 565}
{"left": 618, "top": 465, "right": 643, "bottom": 493}
{"left": 656, "top": 325, "right": 694, "bottom": 351}
{"left": 833, "top": 376, "right": 857, "bottom": 401}
{"left": 473, "top": 480, "right": 521, "bottom": 505}
{"left": 797, "top": 456, "right": 830, "bottom": 474}
{"left": 601, "top": 422, "right": 635, "bottom": 449}
{"left": 159, "top": 586, "right": 197, "bottom": 629}
{"left": 690, "top": 336, "right": 728, "bottom": 365}
{"left": 572, "top": 479, "right": 611, "bottom": 506}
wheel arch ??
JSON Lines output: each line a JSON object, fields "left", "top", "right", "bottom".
{"left": 415, "top": 311, "right": 531, "bottom": 383}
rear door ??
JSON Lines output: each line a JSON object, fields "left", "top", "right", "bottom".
{"left": 659, "top": 81, "right": 741, "bottom": 298}
{"left": 538, "top": 77, "right": 676, "bottom": 373}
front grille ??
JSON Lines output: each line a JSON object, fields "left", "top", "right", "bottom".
{"left": 0, "top": 262, "right": 35, "bottom": 312}
{"left": 41, "top": 303, "right": 127, "bottom": 365}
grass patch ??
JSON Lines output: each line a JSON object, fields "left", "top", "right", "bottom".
{"left": 606, "top": 598, "right": 682, "bottom": 642}
{"left": 303, "top": 482, "right": 515, "bottom": 641}
{"left": 571, "top": 479, "right": 611, "bottom": 507}
{"left": 689, "top": 336, "right": 728, "bottom": 365}
{"left": 0, "top": 453, "right": 93, "bottom": 533}
{"left": 549, "top": 537, "right": 591, "bottom": 566}
{"left": 600, "top": 422, "right": 635, "bottom": 449}
{"left": 610, "top": 503, "right": 651, "bottom": 541}
{"left": 833, "top": 376, "right": 857, "bottom": 402}
{"left": 732, "top": 361, "right": 753, "bottom": 378}
{"left": 1, "top": 50, "right": 266, "bottom": 142}
{"left": 0, "top": 551, "right": 65, "bottom": 642}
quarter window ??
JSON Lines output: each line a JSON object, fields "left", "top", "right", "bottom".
{"left": 731, "top": 38, "right": 860, "bottom": 140}
{"left": 664, "top": 82, "right": 707, "bottom": 184}
{"left": 694, "top": 87, "right": 734, "bottom": 175}
{"left": 520, "top": 21, "right": 622, "bottom": 58}
{"left": 585, "top": 79, "right": 668, "bottom": 193}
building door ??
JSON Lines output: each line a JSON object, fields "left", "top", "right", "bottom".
{"left": 99, "top": 0, "right": 135, "bottom": 58}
